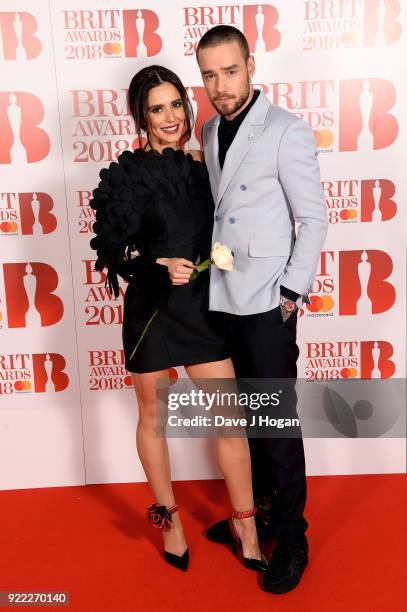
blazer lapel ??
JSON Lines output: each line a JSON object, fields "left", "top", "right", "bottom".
{"left": 216, "top": 91, "right": 270, "bottom": 209}
{"left": 204, "top": 116, "right": 221, "bottom": 203}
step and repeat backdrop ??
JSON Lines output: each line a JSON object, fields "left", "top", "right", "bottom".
{"left": 0, "top": 1, "right": 406, "bottom": 490}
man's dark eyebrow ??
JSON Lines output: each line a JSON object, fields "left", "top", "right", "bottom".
{"left": 147, "top": 98, "right": 182, "bottom": 110}
{"left": 222, "top": 64, "right": 239, "bottom": 71}
{"left": 201, "top": 64, "right": 239, "bottom": 76}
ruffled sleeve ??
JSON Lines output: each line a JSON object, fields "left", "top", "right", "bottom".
{"left": 89, "top": 150, "right": 171, "bottom": 298}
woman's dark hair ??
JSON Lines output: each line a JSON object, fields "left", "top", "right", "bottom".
{"left": 196, "top": 25, "right": 250, "bottom": 61}
{"left": 127, "top": 65, "right": 193, "bottom": 150}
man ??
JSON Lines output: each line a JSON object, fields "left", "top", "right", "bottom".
{"left": 196, "top": 26, "right": 328, "bottom": 594}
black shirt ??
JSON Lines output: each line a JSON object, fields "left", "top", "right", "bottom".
{"left": 218, "top": 89, "right": 260, "bottom": 169}
{"left": 217, "top": 88, "right": 300, "bottom": 303}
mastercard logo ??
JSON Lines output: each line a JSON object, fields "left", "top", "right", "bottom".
{"left": 132, "top": 136, "right": 148, "bottom": 150}
{"left": 168, "top": 368, "right": 179, "bottom": 386}
{"left": 313, "top": 129, "right": 334, "bottom": 148}
{"left": 14, "top": 380, "right": 32, "bottom": 391}
{"left": 340, "top": 367, "right": 358, "bottom": 378}
{"left": 340, "top": 209, "right": 358, "bottom": 220}
{"left": 306, "top": 294, "right": 334, "bottom": 312}
{"left": 341, "top": 31, "right": 360, "bottom": 45}
{"left": 124, "top": 375, "right": 133, "bottom": 387}
{"left": 103, "top": 43, "right": 121, "bottom": 55}
{"left": 0, "top": 221, "right": 18, "bottom": 233}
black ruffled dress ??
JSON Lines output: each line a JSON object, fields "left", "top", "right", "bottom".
{"left": 89, "top": 147, "right": 229, "bottom": 373}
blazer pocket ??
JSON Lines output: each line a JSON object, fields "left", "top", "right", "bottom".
{"left": 248, "top": 235, "right": 293, "bottom": 257}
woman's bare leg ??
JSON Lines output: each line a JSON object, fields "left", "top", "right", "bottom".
{"left": 185, "top": 358, "right": 262, "bottom": 560}
{"left": 132, "top": 369, "right": 187, "bottom": 556}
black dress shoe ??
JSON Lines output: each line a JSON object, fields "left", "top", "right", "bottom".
{"left": 263, "top": 538, "right": 308, "bottom": 594}
{"left": 206, "top": 515, "right": 275, "bottom": 544}
{"left": 164, "top": 548, "right": 189, "bottom": 571}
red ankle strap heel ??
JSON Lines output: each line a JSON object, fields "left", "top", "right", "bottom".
{"left": 231, "top": 507, "right": 258, "bottom": 520}
{"left": 229, "top": 506, "right": 268, "bottom": 572}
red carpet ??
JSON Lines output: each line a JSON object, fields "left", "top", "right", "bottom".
{"left": 1, "top": 474, "right": 406, "bottom": 611}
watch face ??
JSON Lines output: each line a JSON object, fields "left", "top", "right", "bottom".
{"left": 281, "top": 298, "right": 296, "bottom": 311}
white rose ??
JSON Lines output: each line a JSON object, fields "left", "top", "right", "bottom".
{"left": 211, "top": 242, "right": 234, "bottom": 271}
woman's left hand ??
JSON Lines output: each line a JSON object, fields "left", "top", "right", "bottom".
{"left": 156, "top": 257, "right": 195, "bottom": 285}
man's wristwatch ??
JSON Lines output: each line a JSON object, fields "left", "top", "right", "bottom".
{"left": 279, "top": 295, "right": 297, "bottom": 321}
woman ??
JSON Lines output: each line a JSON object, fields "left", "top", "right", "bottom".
{"left": 89, "top": 65, "right": 267, "bottom": 572}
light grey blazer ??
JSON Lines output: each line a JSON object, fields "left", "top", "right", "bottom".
{"left": 202, "top": 90, "right": 328, "bottom": 315}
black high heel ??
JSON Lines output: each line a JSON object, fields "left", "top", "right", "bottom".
{"left": 229, "top": 507, "right": 268, "bottom": 572}
{"left": 146, "top": 503, "right": 189, "bottom": 571}
{"left": 164, "top": 548, "right": 189, "bottom": 571}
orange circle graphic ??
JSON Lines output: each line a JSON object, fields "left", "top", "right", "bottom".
{"left": 168, "top": 368, "right": 178, "bottom": 385}
{"left": 317, "top": 130, "right": 334, "bottom": 148}
{"left": 341, "top": 31, "right": 360, "bottom": 45}
{"left": 307, "top": 295, "right": 324, "bottom": 312}
{"left": 320, "top": 295, "right": 334, "bottom": 312}
{"left": 124, "top": 375, "right": 133, "bottom": 387}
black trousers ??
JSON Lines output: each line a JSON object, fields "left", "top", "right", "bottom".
{"left": 210, "top": 305, "right": 308, "bottom": 545}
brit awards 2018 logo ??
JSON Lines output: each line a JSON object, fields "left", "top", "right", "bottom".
{"left": 323, "top": 178, "right": 397, "bottom": 224}
{"left": 300, "top": 249, "right": 396, "bottom": 318}
{"left": 0, "top": 263, "right": 64, "bottom": 328}
{"left": 302, "top": 0, "right": 401, "bottom": 50}
{"left": 182, "top": 3, "right": 280, "bottom": 56}
{"left": 303, "top": 340, "right": 395, "bottom": 380}
{"left": 257, "top": 77, "right": 398, "bottom": 152}
{"left": 0, "top": 12, "right": 42, "bottom": 59}
{"left": 0, "top": 92, "right": 50, "bottom": 164}
{"left": 338, "top": 78, "right": 398, "bottom": 151}
{"left": 83, "top": 260, "right": 124, "bottom": 326}
{"left": 256, "top": 79, "right": 335, "bottom": 150}
{"left": 0, "top": 192, "right": 57, "bottom": 235}
{"left": 69, "top": 88, "right": 136, "bottom": 163}
{"left": 0, "top": 353, "right": 69, "bottom": 395}
{"left": 88, "top": 349, "right": 133, "bottom": 391}
{"left": 63, "top": 9, "right": 161, "bottom": 60}
{"left": 76, "top": 189, "right": 94, "bottom": 235}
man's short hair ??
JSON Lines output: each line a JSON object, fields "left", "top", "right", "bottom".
{"left": 196, "top": 25, "right": 250, "bottom": 61}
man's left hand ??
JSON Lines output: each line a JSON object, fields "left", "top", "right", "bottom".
{"left": 279, "top": 296, "right": 297, "bottom": 322}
